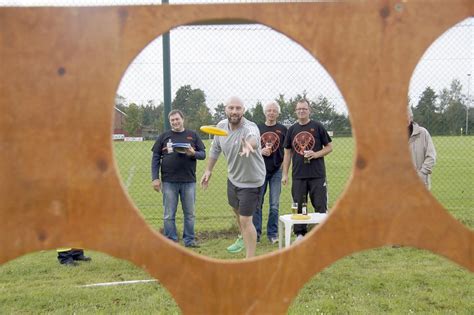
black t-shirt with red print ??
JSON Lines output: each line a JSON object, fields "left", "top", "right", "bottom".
{"left": 258, "top": 123, "right": 287, "bottom": 174}
{"left": 283, "top": 120, "right": 332, "bottom": 179}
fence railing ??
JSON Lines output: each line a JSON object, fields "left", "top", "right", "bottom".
{"left": 113, "top": 18, "right": 473, "bottom": 238}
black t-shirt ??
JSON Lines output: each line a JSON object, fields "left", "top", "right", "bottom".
{"left": 258, "top": 123, "right": 287, "bottom": 174}
{"left": 283, "top": 120, "right": 332, "bottom": 179}
{"left": 151, "top": 129, "right": 206, "bottom": 182}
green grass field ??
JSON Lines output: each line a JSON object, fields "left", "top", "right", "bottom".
{"left": 115, "top": 136, "right": 473, "bottom": 233}
{"left": 0, "top": 136, "right": 472, "bottom": 313}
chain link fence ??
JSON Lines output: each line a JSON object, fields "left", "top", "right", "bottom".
{"left": 115, "top": 23, "right": 354, "bottom": 236}
{"left": 114, "top": 17, "right": 474, "bottom": 237}
{"left": 409, "top": 18, "right": 473, "bottom": 227}
{"left": 2, "top": 1, "right": 472, "bottom": 237}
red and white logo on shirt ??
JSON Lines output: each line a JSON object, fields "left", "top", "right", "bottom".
{"left": 293, "top": 131, "right": 315, "bottom": 156}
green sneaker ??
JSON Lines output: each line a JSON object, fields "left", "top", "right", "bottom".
{"left": 227, "top": 236, "right": 244, "bottom": 253}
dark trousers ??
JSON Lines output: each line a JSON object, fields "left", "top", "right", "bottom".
{"left": 291, "top": 177, "right": 328, "bottom": 236}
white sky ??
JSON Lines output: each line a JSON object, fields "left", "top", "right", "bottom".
{"left": 2, "top": 1, "right": 473, "bottom": 113}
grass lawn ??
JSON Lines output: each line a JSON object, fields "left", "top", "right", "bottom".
{"left": 115, "top": 136, "right": 473, "bottom": 233}
{"left": 0, "top": 136, "right": 472, "bottom": 313}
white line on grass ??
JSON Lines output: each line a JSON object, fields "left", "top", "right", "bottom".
{"left": 80, "top": 279, "right": 157, "bottom": 287}
{"left": 125, "top": 165, "right": 136, "bottom": 189}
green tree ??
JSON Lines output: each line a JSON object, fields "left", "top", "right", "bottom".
{"left": 172, "top": 85, "right": 212, "bottom": 132}
{"left": 152, "top": 103, "right": 165, "bottom": 134}
{"left": 414, "top": 86, "right": 438, "bottom": 133}
{"left": 275, "top": 95, "right": 286, "bottom": 118}
{"left": 275, "top": 94, "right": 300, "bottom": 124}
{"left": 438, "top": 79, "right": 466, "bottom": 135}
{"left": 444, "top": 101, "right": 466, "bottom": 135}
{"left": 310, "top": 96, "right": 335, "bottom": 126}
{"left": 213, "top": 103, "right": 226, "bottom": 124}
{"left": 468, "top": 106, "right": 474, "bottom": 135}
{"left": 123, "top": 103, "right": 143, "bottom": 136}
{"left": 308, "top": 95, "right": 351, "bottom": 136}
{"left": 330, "top": 113, "right": 352, "bottom": 136}
{"left": 142, "top": 100, "right": 156, "bottom": 127}
{"left": 252, "top": 101, "right": 265, "bottom": 125}
{"left": 244, "top": 110, "right": 253, "bottom": 121}
{"left": 172, "top": 85, "right": 206, "bottom": 117}
{"left": 197, "top": 106, "right": 213, "bottom": 128}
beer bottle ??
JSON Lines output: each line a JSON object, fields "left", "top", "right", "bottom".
{"left": 302, "top": 195, "right": 307, "bottom": 215}
{"left": 167, "top": 139, "right": 173, "bottom": 153}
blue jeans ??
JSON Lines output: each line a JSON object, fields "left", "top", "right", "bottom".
{"left": 162, "top": 181, "right": 196, "bottom": 246}
{"left": 252, "top": 169, "right": 282, "bottom": 240}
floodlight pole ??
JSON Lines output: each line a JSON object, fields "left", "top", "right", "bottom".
{"left": 467, "top": 74, "right": 471, "bottom": 136}
{"left": 162, "top": 0, "right": 171, "bottom": 131}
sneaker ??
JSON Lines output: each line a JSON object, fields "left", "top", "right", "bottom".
{"left": 269, "top": 237, "right": 278, "bottom": 245}
{"left": 227, "top": 236, "right": 244, "bottom": 253}
{"left": 185, "top": 242, "right": 200, "bottom": 248}
{"left": 293, "top": 234, "right": 304, "bottom": 244}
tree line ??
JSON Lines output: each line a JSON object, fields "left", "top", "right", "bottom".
{"left": 116, "top": 85, "right": 351, "bottom": 138}
{"left": 116, "top": 79, "right": 473, "bottom": 138}
{"left": 411, "top": 79, "right": 473, "bottom": 136}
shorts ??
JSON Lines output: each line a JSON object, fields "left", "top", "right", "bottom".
{"left": 227, "top": 179, "right": 262, "bottom": 217}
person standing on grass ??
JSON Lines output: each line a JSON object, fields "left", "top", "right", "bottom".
{"left": 151, "top": 109, "right": 206, "bottom": 248}
{"left": 408, "top": 107, "right": 436, "bottom": 190}
{"left": 282, "top": 99, "right": 333, "bottom": 242}
{"left": 253, "top": 101, "right": 287, "bottom": 244}
{"left": 200, "top": 96, "right": 265, "bottom": 258}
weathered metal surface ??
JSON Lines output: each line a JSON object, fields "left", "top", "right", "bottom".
{"left": 0, "top": 1, "right": 472, "bottom": 314}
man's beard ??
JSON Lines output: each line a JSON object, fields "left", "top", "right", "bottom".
{"left": 228, "top": 114, "right": 242, "bottom": 125}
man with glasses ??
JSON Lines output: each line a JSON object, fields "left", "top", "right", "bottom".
{"left": 282, "top": 99, "right": 333, "bottom": 242}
